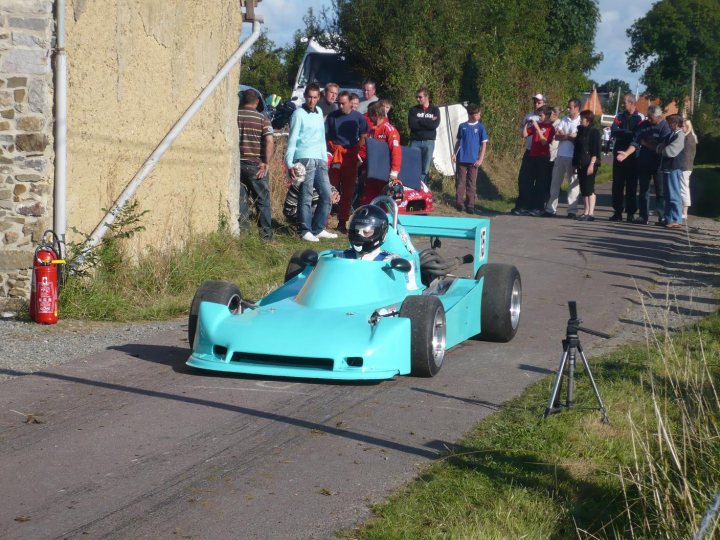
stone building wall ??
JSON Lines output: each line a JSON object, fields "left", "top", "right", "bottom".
{"left": 0, "top": 0, "right": 54, "bottom": 301}
{"left": 0, "top": 1, "right": 244, "bottom": 304}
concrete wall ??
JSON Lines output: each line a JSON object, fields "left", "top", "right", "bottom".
{"left": 0, "top": 0, "right": 243, "bottom": 302}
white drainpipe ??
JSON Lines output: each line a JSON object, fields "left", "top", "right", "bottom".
{"left": 53, "top": 0, "right": 67, "bottom": 255}
{"left": 78, "top": 17, "right": 262, "bottom": 261}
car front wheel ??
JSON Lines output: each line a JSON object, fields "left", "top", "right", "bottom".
{"left": 188, "top": 280, "right": 242, "bottom": 349}
{"left": 400, "top": 295, "right": 446, "bottom": 377}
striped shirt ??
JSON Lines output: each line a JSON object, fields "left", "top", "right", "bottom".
{"left": 237, "top": 108, "right": 273, "bottom": 163}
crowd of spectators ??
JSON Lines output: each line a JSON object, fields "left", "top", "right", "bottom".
{"left": 238, "top": 83, "right": 698, "bottom": 242}
{"left": 511, "top": 92, "right": 696, "bottom": 228}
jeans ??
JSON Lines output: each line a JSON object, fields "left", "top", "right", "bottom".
{"left": 545, "top": 156, "right": 579, "bottom": 215}
{"left": 662, "top": 169, "right": 683, "bottom": 224}
{"left": 409, "top": 139, "right": 435, "bottom": 183}
{"left": 239, "top": 161, "right": 272, "bottom": 240}
{"left": 637, "top": 167, "right": 664, "bottom": 222}
{"left": 297, "top": 158, "right": 332, "bottom": 236}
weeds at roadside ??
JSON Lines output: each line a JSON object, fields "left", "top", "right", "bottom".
{"left": 340, "top": 304, "right": 720, "bottom": 539}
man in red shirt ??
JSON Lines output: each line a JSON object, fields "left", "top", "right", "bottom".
{"left": 360, "top": 101, "right": 403, "bottom": 205}
{"left": 521, "top": 105, "right": 555, "bottom": 216}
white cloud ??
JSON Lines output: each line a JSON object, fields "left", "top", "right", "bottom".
{"left": 590, "top": 0, "right": 657, "bottom": 90}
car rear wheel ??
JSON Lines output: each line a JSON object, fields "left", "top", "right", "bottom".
{"left": 474, "top": 264, "right": 521, "bottom": 342}
{"left": 188, "top": 281, "right": 242, "bottom": 349}
{"left": 400, "top": 296, "right": 446, "bottom": 377}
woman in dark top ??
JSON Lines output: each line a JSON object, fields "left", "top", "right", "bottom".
{"left": 573, "top": 110, "right": 602, "bottom": 221}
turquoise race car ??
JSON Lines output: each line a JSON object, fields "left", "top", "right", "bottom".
{"left": 187, "top": 197, "right": 521, "bottom": 380}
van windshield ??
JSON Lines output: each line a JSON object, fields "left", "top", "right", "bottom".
{"left": 299, "top": 53, "right": 362, "bottom": 89}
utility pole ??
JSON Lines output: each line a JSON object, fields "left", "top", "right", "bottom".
{"left": 690, "top": 58, "right": 697, "bottom": 116}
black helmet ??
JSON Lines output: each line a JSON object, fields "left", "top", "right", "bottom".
{"left": 348, "top": 205, "right": 389, "bottom": 255}
{"left": 382, "top": 181, "right": 404, "bottom": 204}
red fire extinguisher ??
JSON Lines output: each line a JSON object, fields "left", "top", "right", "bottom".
{"left": 30, "top": 230, "right": 65, "bottom": 325}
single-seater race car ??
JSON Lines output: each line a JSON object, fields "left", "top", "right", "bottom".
{"left": 187, "top": 197, "right": 521, "bottom": 380}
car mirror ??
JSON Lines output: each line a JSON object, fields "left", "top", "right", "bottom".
{"left": 300, "top": 249, "right": 319, "bottom": 266}
{"left": 389, "top": 258, "right": 411, "bottom": 273}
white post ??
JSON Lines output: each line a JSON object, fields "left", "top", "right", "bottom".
{"left": 53, "top": 0, "right": 67, "bottom": 256}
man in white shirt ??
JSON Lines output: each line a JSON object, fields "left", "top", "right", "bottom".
{"left": 544, "top": 98, "right": 581, "bottom": 218}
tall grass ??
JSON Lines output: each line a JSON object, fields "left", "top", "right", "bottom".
{"left": 620, "top": 315, "right": 720, "bottom": 538}
{"left": 342, "top": 303, "right": 720, "bottom": 539}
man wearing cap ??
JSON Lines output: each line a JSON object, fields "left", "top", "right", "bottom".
{"left": 512, "top": 93, "right": 546, "bottom": 215}
{"left": 237, "top": 88, "right": 274, "bottom": 240}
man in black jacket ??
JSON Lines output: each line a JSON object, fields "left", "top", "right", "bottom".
{"left": 408, "top": 87, "right": 441, "bottom": 183}
{"left": 609, "top": 94, "right": 643, "bottom": 221}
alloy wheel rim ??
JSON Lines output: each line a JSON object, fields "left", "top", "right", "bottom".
{"left": 510, "top": 278, "right": 521, "bottom": 330}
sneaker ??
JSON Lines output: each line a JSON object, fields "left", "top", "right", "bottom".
{"left": 541, "top": 211, "right": 556, "bottom": 218}
{"left": 317, "top": 229, "right": 338, "bottom": 239}
{"left": 529, "top": 209, "right": 543, "bottom": 217}
{"left": 576, "top": 214, "right": 588, "bottom": 221}
{"left": 586, "top": 215, "right": 595, "bottom": 222}
{"left": 665, "top": 222, "right": 682, "bottom": 229}
{"left": 609, "top": 214, "right": 622, "bottom": 222}
{"left": 567, "top": 213, "right": 577, "bottom": 219}
{"left": 518, "top": 208, "right": 531, "bottom": 216}
{"left": 510, "top": 208, "right": 524, "bottom": 216}
{"left": 632, "top": 217, "right": 648, "bottom": 225}
{"left": 301, "top": 231, "right": 319, "bottom": 242}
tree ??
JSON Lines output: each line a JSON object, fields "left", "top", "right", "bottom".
{"left": 626, "top": 0, "right": 720, "bottom": 113}
{"left": 597, "top": 78, "right": 631, "bottom": 96}
{"left": 328, "top": 0, "right": 602, "bottom": 154}
{"left": 240, "top": 31, "right": 288, "bottom": 96}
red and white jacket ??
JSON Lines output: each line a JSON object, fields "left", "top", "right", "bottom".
{"left": 367, "top": 119, "right": 402, "bottom": 178}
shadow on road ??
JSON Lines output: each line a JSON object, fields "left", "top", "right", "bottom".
{"left": 4, "top": 365, "right": 439, "bottom": 460}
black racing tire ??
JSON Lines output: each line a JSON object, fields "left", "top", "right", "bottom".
{"left": 399, "top": 295, "right": 446, "bottom": 377}
{"left": 188, "top": 280, "right": 242, "bottom": 349}
{"left": 474, "top": 264, "right": 521, "bottom": 342}
{"left": 284, "top": 249, "right": 317, "bottom": 282}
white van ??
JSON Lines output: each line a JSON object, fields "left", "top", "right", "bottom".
{"left": 290, "top": 39, "right": 363, "bottom": 103}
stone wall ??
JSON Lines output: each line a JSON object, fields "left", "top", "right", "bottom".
{"left": 0, "top": 0, "right": 54, "bottom": 301}
{"left": 0, "top": 1, "right": 243, "bottom": 304}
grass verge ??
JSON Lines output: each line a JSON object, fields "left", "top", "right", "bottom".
{"left": 59, "top": 226, "right": 346, "bottom": 321}
{"left": 341, "top": 310, "right": 720, "bottom": 539}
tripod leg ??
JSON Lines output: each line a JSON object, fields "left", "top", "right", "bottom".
{"left": 544, "top": 343, "right": 569, "bottom": 418}
{"left": 567, "top": 340, "right": 577, "bottom": 409}
{"left": 578, "top": 343, "right": 610, "bottom": 424}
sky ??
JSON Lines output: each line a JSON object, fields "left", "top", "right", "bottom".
{"left": 250, "top": 0, "right": 657, "bottom": 92}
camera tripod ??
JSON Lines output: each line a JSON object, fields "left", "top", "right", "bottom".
{"left": 544, "top": 301, "right": 610, "bottom": 423}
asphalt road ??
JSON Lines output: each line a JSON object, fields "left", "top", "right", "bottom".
{"left": 1, "top": 186, "right": 718, "bottom": 540}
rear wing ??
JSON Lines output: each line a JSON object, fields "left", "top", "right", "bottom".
{"left": 399, "top": 214, "right": 490, "bottom": 275}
